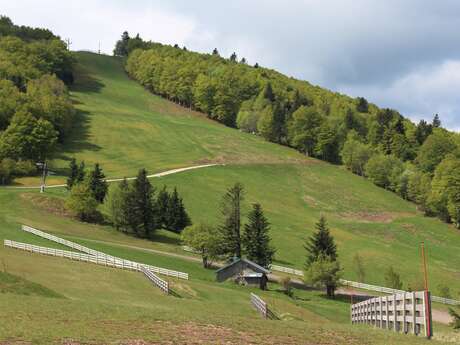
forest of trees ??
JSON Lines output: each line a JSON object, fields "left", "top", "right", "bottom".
{"left": 0, "top": 16, "right": 75, "bottom": 184}
{"left": 116, "top": 32, "right": 460, "bottom": 229}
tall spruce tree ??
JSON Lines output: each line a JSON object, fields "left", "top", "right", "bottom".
{"left": 156, "top": 186, "right": 170, "bottom": 228}
{"left": 219, "top": 182, "right": 245, "bottom": 259}
{"left": 166, "top": 187, "right": 191, "bottom": 233}
{"left": 242, "top": 203, "right": 275, "bottom": 268}
{"left": 432, "top": 113, "right": 441, "bottom": 128}
{"left": 305, "top": 216, "right": 337, "bottom": 266}
{"left": 87, "top": 163, "right": 108, "bottom": 203}
{"left": 131, "top": 169, "right": 156, "bottom": 237}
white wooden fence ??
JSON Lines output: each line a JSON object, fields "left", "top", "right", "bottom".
{"left": 351, "top": 291, "right": 433, "bottom": 338}
{"left": 250, "top": 293, "right": 268, "bottom": 318}
{"left": 140, "top": 265, "right": 169, "bottom": 294}
{"left": 270, "top": 264, "right": 460, "bottom": 306}
{"left": 21, "top": 225, "right": 188, "bottom": 280}
{"left": 250, "top": 293, "right": 277, "bottom": 320}
{"left": 270, "top": 264, "right": 304, "bottom": 277}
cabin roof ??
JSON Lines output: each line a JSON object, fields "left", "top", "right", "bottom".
{"left": 215, "top": 258, "right": 270, "bottom": 274}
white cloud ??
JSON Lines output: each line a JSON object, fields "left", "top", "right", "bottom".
{"left": 1, "top": 0, "right": 199, "bottom": 53}
{"left": 340, "top": 60, "right": 460, "bottom": 130}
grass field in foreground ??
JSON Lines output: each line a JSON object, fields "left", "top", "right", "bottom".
{"left": 0, "top": 233, "right": 453, "bottom": 345}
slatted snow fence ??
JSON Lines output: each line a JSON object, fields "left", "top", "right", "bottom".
{"left": 351, "top": 291, "right": 433, "bottom": 338}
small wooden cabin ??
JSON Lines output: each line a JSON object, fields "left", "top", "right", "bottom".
{"left": 215, "top": 258, "right": 270, "bottom": 290}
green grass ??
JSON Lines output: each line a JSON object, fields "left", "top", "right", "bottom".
{"left": 0, "top": 271, "right": 64, "bottom": 298}
{"left": 0, "top": 51, "right": 459, "bottom": 343}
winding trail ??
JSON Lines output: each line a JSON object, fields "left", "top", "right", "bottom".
{"left": 4, "top": 163, "right": 222, "bottom": 190}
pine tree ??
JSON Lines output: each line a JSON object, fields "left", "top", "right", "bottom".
{"left": 87, "top": 163, "right": 108, "bottom": 203}
{"left": 166, "top": 187, "right": 191, "bottom": 233}
{"left": 212, "top": 48, "right": 219, "bottom": 56}
{"left": 432, "top": 113, "right": 441, "bottom": 128}
{"left": 131, "top": 169, "right": 156, "bottom": 237}
{"left": 219, "top": 182, "right": 244, "bottom": 259}
{"left": 156, "top": 186, "right": 170, "bottom": 228}
{"left": 254, "top": 62, "right": 259, "bottom": 68}
{"left": 305, "top": 216, "right": 337, "bottom": 266}
{"left": 242, "top": 203, "right": 275, "bottom": 268}
{"left": 240, "top": 57, "right": 247, "bottom": 64}
{"left": 229, "top": 52, "right": 237, "bottom": 62}
{"left": 67, "top": 158, "right": 79, "bottom": 190}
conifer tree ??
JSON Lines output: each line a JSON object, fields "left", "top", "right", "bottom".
{"left": 87, "top": 163, "right": 108, "bottom": 203}
{"left": 131, "top": 169, "right": 156, "bottom": 237}
{"left": 242, "top": 203, "right": 275, "bottom": 268}
{"left": 156, "top": 186, "right": 170, "bottom": 228}
{"left": 67, "top": 158, "right": 79, "bottom": 189}
{"left": 166, "top": 187, "right": 191, "bottom": 233}
{"left": 432, "top": 113, "right": 441, "bottom": 128}
{"left": 219, "top": 182, "right": 245, "bottom": 259}
{"left": 304, "top": 216, "right": 337, "bottom": 266}
{"left": 212, "top": 48, "right": 219, "bottom": 56}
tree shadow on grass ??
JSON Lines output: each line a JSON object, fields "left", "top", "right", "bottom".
{"left": 70, "top": 64, "right": 105, "bottom": 94}
{"left": 56, "top": 109, "right": 101, "bottom": 164}
{"left": 149, "top": 232, "right": 182, "bottom": 246}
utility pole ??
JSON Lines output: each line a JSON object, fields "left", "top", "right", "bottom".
{"left": 37, "top": 161, "right": 47, "bottom": 193}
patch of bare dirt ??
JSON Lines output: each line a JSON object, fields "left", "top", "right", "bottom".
{"left": 20, "top": 193, "right": 71, "bottom": 218}
{"left": 339, "top": 212, "right": 412, "bottom": 223}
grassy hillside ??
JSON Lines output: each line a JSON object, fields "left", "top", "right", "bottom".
{"left": 0, "top": 52, "right": 459, "bottom": 343}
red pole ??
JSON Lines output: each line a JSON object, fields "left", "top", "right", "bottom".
{"left": 421, "top": 242, "right": 432, "bottom": 339}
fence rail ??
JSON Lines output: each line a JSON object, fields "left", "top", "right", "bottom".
{"left": 270, "top": 264, "right": 460, "bottom": 306}
{"left": 351, "top": 291, "right": 433, "bottom": 338}
{"left": 270, "top": 264, "right": 303, "bottom": 277}
{"left": 140, "top": 266, "right": 169, "bottom": 294}
{"left": 250, "top": 293, "right": 268, "bottom": 318}
{"left": 250, "top": 293, "right": 277, "bottom": 320}
{"left": 21, "top": 225, "right": 188, "bottom": 280}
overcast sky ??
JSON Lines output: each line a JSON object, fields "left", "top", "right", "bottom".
{"left": 3, "top": 0, "right": 460, "bottom": 130}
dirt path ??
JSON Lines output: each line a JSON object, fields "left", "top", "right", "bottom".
{"left": 4, "top": 163, "right": 222, "bottom": 189}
